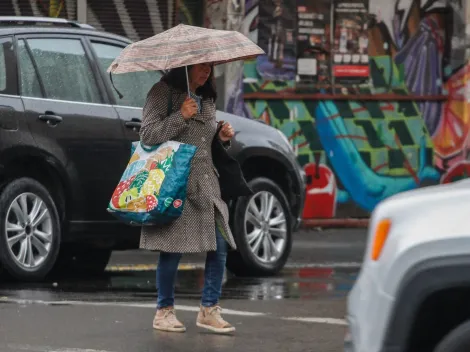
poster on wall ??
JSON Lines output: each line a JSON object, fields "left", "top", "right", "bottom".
{"left": 257, "top": 0, "right": 297, "bottom": 81}
{"left": 332, "top": 0, "right": 369, "bottom": 84}
{"left": 296, "top": 0, "right": 330, "bottom": 84}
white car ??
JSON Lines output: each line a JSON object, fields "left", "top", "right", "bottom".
{"left": 345, "top": 179, "right": 470, "bottom": 352}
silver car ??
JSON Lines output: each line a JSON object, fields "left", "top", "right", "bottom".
{"left": 345, "top": 179, "right": 470, "bottom": 352}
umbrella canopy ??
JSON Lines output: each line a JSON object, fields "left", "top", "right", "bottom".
{"left": 107, "top": 24, "right": 265, "bottom": 75}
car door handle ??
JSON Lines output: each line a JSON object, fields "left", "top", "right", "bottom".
{"left": 125, "top": 121, "right": 141, "bottom": 130}
{"left": 38, "top": 112, "right": 63, "bottom": 127}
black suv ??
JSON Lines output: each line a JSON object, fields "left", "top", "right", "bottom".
{"left": 0, "top": 17, "right": 305, "bottom": 281}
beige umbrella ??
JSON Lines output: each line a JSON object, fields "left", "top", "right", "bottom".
{"left": 107, "top": 24, "right": 264, "bottom": 96}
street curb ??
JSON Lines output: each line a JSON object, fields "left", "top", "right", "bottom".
{"left": 301, "top": 218, "right": 369, "bottom": 228}
{"left": 106, "top": 264, "right": 195, "bottom": 272}
{"left": 105, "top": 262, "right": 362, "bottom": 272}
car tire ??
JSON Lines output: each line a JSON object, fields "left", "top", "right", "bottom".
{"left": 434, "top": 320, "right": 470, "bottom": 352}
{"left": 53, "top": 246, "right": 112, "bottom": 277}
{"left": 226, "top": 177, "right": 292, "bottom": 277}
{"left": 0, "top": 177, "right": 61, "bottom": 281}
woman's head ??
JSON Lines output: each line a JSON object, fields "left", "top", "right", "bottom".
{"left": 189, "top": 63, "right": 212, "bottom": 88}
{"left": 161, "top": 63, "right": 217, "bottom": 101}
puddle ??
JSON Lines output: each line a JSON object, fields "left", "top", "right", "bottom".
{"left": 0, "top": 267, "right": 358, "bottom": 303}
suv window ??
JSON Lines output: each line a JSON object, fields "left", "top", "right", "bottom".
{"left": 91, "top": 41, "right": 162, "bottom": 108}
{"left": 0, "top": 36, "right": 16, "bottom": 95}
{"left": 17, "top": 40, "right": 43, "bottom": 98}
{"left": 21, "top": 38, "right": 101, "bottom": 104}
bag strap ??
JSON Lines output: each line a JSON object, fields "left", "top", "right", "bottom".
{"left": 167, "top": 88, "right": 173, "bottom": 117}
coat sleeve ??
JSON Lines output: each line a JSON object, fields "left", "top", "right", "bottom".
{"left": 221, "top": 139, "right": 231, "bottom": 149}
{"left": 139, "top": 81, "right": 189, "bottom": 145}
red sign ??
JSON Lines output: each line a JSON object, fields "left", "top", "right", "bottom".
{"left": 333, "top": 65, "right": 370, "bottom": 77}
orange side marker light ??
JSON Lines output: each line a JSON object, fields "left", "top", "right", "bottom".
{"left": 371, "top": 219, "right": 392, "bottom": 261}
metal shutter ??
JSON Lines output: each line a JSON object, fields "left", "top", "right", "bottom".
{"left": 86, "top": 0, "right": 176, "bottom": 41}
{"left": 0, "top": 0, "right": 76, "bottom": 20}
{"left": 177, "top": 0, "right": 204, "bottom": 26}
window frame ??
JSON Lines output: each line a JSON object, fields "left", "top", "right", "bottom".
{"left": 14, "top": 33, "right": 107, "bottom": 104}
{"left": 15, "top": 38, "right": 46, "bottom": 98}
{"left": 84, "top": 36, "right": 130, "bottom": 107}
{"left": 84, "top": 35, "right": 163, "bottom": 108}
{"left": 0, "top": 35, "right": 19, "bottom": 96}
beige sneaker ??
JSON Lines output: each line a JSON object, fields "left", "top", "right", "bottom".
{"left": 153, "top": 307, "right": 186, "bottom": 332}
{"left": 196, "top": 305, "right": 236, "bottom": 333}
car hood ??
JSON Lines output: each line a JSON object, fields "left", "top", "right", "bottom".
{"left": 377, "top": 179, "right": 470, "bottom": 213}
{"left": 216, "top": 110, "right": 295, "bottom": 157}
{"left": 216, "top": 110, "right": 278, "bottom": 137}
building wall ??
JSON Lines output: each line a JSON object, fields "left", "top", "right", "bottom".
{"left": 0, "top": 0, "right": 76, "bottom": 19}
{"left": 0, "top": 0, "right": 201, "bottom": 41}
{"left": 234, "top": 0, "right": 470, "bottom": 219}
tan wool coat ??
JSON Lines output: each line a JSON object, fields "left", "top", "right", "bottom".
{"left": 138, "top": 81, "right": 237, "bottom": 253}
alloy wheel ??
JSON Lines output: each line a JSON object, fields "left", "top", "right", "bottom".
{"left": 5, "top": 193, "right": 53, "bottom": 269}
{"left": 244, "top": 191, "right": 287, "bottom": 263}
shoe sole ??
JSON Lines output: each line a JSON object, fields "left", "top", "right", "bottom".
{"left": 196, "top": 322, "right": 236, "bottom": 333}
{"left": 153, "top": 324, "right": 186, "bottom": 333}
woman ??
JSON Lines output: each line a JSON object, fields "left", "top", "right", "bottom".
{"left": 139, "top": 63, "right": 237, "bottom": 334}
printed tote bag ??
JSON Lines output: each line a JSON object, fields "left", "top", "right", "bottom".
{"left": 107, "top": 140, "right": 197, "bottom": 225}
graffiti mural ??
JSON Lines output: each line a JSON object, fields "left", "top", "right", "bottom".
{"left": 215, "top": 0, "right": 256, "bottom": 115}
{"left": 257, "top": 0, "right": 297, "bottom": 80}
{"left": 243, "top": 0, "right": 470, "bottom": 218}
{"left": 205, "top": 0, "right": 246, "bottom": 114}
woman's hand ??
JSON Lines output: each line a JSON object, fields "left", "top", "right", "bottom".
{"left": 180, "top": 97, "right": 198, "bottom": 120}
{"left": 218, "top": 121, "right": 234, "bottom": 142}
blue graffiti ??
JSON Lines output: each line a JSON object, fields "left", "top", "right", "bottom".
{"left": 314, "top": 101, "right": 440, "bottom": 211}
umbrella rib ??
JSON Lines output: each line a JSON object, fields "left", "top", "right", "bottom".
{"left": 164, "top": 28, "right": 178, "bottom": 71}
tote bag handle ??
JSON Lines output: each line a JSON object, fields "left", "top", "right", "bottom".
{"left": 140, "top": 88, "right": 174, "bottom": 153}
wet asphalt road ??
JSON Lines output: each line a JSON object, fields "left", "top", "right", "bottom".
{"left": 0, "top": 229, "right": 366, "bottom": 352}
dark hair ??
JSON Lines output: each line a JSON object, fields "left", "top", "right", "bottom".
{"left": 161, "top": 65, "right": 217, "bottom": 102}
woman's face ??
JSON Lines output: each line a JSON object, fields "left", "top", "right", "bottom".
{"left": 190, "top": 63, "right": 212, "bottom": 87}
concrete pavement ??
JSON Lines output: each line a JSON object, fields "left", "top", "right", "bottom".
{"left": 0, "top": 298, "right": 347, "bottom": 352}
{"left": 0, "top": 228, "right": 365, "bottom": 352}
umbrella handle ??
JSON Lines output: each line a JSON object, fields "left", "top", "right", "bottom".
{"left": 185, "top": 66, "right": 190, "bottom": 97}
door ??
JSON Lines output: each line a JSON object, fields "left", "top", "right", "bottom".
{"left": 86, "top": 38, "right": 163, "bottom": 142}
{"left": 0, "top": 36, "right": 29, "bottom": 161}
{"left": 16, "top": 35, "right": 129, "bottom": 222}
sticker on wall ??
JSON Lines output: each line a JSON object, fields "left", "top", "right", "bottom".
{"left": 296, "top": 0, "right": 331, "bottom": 84}
{"left": 332, "top": 0, "right": 370, "bottom": 83}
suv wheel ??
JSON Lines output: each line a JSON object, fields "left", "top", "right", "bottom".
{"left": 434, "top": 320, "right": 470, "bottom": 352}
{"left": 227, "top": 177, "right": 292, "bottom": 276}
{"left": 0, "top": 178, "right": 61, "bottom": 281}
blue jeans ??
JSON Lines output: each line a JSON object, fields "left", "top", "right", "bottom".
{"left": 156, "top": 226, "right": 228, "bottom": 309}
